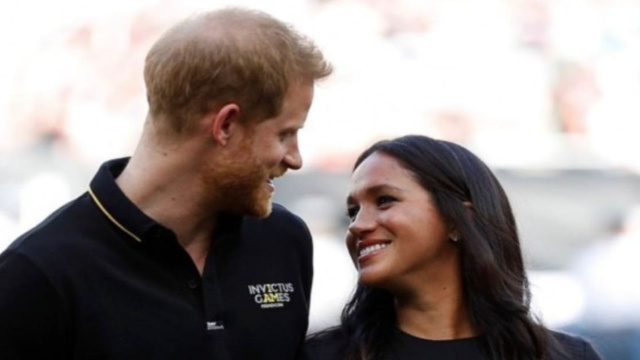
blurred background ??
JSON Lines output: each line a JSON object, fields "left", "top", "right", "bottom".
{"left": 1, "top": 0, "right": 639, "bottom": 358}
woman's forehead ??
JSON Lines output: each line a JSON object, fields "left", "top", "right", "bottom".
{"left": 348, "top": 153, "right": 423, "bottom": 199}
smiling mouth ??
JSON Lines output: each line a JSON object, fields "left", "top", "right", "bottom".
{"left": 266, "top": 178, "right": 275, "bottom": 192}
{"left": 266, "top": 170, "right": 287, "bottom": 192}
{"left": 358, "top": 242, "right": 390, "bottom": 259}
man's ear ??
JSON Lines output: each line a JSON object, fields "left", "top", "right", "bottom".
{"left": 209, "top": 103, "right": 241, "bottom": 146}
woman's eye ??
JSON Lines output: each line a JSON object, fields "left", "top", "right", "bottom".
{"left": 346, "top": 207, "right": 359, "bottom": 221}
{"left": 377, "top": 196, "right": 396, "bottom": 207}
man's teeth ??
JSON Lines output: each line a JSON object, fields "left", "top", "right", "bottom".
{"left": 359, "top": 243, "right": 388, "bottom": 257}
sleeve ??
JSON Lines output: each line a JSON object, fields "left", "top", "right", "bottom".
{"left": 582, "top": 340, "right": 603, "bottom": 360}
{"left": 300, "top": 343, "right": 318, "bottom": 360}
{"left": 0, "top": 251, "right": 69, "bottom": 360}
{"left": 295, "top": 220, "right": 314, "bottom": 360}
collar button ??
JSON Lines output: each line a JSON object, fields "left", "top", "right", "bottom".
{"left": 188, "top": 279, "right": 199, "bottom": 289}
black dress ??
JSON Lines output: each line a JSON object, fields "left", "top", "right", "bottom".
{"left": 304, "top": 328, "right": 602, "bottom": 360}
{"left": 385, "top": 330, "right": 487, "bottom": 360}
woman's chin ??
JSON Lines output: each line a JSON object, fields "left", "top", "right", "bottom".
{"left": 357, "top": 267, "right": 390, "bottom": 289}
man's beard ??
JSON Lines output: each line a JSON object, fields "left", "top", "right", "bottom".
{"left": 201, "top": 143, "right": 277, "bottom": 218}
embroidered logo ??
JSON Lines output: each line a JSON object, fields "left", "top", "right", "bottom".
{"left": 248, "top": 283, "right": 294, "bottom": 309}
{"left": 206, "top": 321, "right": 224, "bottom": 331}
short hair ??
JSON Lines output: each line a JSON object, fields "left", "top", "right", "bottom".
{"left": 144, "top": 7, "right": 332, "bottom": 134}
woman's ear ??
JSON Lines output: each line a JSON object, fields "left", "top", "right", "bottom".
{"left": 449, "top": 202, "right": 474, "bottom": 242}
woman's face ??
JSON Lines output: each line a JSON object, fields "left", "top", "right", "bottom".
{"left": 346, "top": 152, "right": 459, "bottom": 291}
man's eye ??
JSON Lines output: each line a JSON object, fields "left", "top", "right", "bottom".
{"left": 280, "top": 130, "right": 297, "bottom": 141}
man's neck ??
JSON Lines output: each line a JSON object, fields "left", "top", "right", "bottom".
{"left": 116, "top": 134, "right": 220, "bottom": 274}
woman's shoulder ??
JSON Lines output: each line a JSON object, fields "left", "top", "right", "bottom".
{"left": 303, "top": 328, "right": 350, "bottom": 360}
{"left": 548, "top": 330, "right": 602, "bottom": 360}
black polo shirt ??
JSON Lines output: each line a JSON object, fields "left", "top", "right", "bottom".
{"left": 0, "top": 158, "right": 313, "bottom": 360}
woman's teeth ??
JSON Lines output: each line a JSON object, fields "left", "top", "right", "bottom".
{"left": 359, "top": 243, "right": 388, "bottom": 257}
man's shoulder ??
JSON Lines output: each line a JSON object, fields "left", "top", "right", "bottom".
{"left": 247, "top": 203, "right": 310, "bottom": 235}
{"left": 3, "top": 193, "right": 94, "bottom": 259}
{"left": 239, "top": 202, "right": 313, "bottom": 259}
{"left": 270, "top": 202, "right": 303, "bottom": 220}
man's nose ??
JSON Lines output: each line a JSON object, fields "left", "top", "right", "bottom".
{"left": 284, "top": 142, "right": 302, "bottom": 170}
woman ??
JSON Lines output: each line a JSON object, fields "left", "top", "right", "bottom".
{"left": 305, "top": 135, "right": 601, "bottom": 360}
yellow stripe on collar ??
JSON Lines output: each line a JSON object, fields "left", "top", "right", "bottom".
{"left": 88, "top": 187, "right": 142, "bottom": 243}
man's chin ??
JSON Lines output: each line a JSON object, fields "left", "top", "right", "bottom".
{"left": 254, "top": 198, "right": 274, "bottom": 218}
{"left": 219, "top": 185, "right": 273, "bottom": 218}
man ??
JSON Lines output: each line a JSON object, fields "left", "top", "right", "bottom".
{"left": 0, "top": 7, "right": 331, "bottom": 360}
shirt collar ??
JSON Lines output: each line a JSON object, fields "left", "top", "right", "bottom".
{"left": 88, "top": 157, "right": 159, "bottom": 243}
{"left": 88, "top": 157, "right": 245, "bottom": 244}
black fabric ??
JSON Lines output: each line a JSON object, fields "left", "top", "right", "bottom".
{"left": 0, "top": 158, "right": 313, "bottom": 360}
{"left": 384, "top": 330, "right": 486, "bottom": 360}
{"left": 304, "top": 328, "right": 602, "bottom": 360}
{"left": 548, "top": 331, "right": 603, "bottom": 360}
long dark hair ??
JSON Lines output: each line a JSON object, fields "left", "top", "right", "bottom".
{"left": 335, "top": 135, "right": 554, "bottom": 360}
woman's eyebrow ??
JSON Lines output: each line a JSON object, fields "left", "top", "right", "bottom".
{"left": 346, "top": 184, "right": 403, "bottom": 205}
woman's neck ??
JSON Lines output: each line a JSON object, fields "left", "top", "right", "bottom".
{"left": 393, "top": 271, "right": 477, "bottom": 340}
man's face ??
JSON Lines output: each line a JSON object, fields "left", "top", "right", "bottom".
{"left": 205, "top": 81, "right": 315, "bottom": 218}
